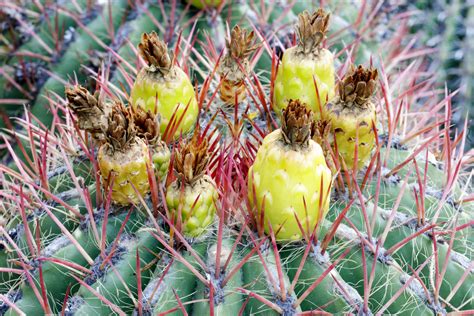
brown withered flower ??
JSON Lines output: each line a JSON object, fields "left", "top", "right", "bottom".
{"left": 281, "top": 99, "right": 314, "bottom": 147}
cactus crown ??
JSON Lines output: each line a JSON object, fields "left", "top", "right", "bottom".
{"left": 138, "top": 31, "right": 172, "bottom": 75}
{"left": 174, "top": 131, "right": 210, "bottom": 185}
{"left": 65, "top": 85, "right": 108, "bottom": 142}
{"left": 131, "top": 106, "right": 161, "bottom": 146}
{"left": 296, "top": 9, "right": 330, "bottom": 56}
{"left": 104, "top": 102, "right": 137, "bottom": 153}
{"left": 339, "top": 65, "right": 378, "bottom": 107}
{"left": 281, "top": 99, "right": 314, "bottom": 147}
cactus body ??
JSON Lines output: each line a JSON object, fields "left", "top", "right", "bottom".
{"left": 193, "top": 238, "right": 244, "bottom": 314}
{"left": 188, "top": 0, "right": 223, "bottom": 9}
{"left": 142, "top": 242, "right": 208, "bottom": 315}
{"left": 4, "top": 211, "right": 145, "bottom": 315}
{"left": 0, "top": 2, "right": 473, "bottom": 316}
{"left": 68, "top": 231, "right": 161, "bottom": 315}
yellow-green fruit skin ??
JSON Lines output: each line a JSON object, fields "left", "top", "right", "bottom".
{"left": 248, "top": 130, "right": 332, "bottom": 240}
{"left": 98, "top": 139, "right": 150, "bottom": 205}
{"left": 130, "top": 67, "right": 198, "bottom": 139}
{"left": 152, "top": 146, "right": 171, "bottom": 180}
{"left": 327, "top": 103, "right": 376, "bottom": 169}
{"left": 273, "top": 47, "right": 335, "bottom": 119}
{"left": 187, "top": 0, "right": 223, "bottom": 9}
{"left": 166, "top": 176, "right": 217, "bottom": 237}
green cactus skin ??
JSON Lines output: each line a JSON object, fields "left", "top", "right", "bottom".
{"left": 69, "top": 231, "right": 162, "bottom": 315}
{"left": 328, "top": 200, "right": 473, "bottom": 312}
{"left": 2, "top": 0, "right": 90, "bottom": 66}
{"left": 336, "top": 240, "right": 434, "bottom": 315}
{"left": 4, "top": 211, "right": 145, "bottom": 315}
{"left": 31, "top": 0, "right": 131, "bottom": 128}
{"left": 0, "top": 185, "right": 96, "bottom": 294}
{"left": 242, "top": 257, "right": 281, "bottom": 315}
{"left": 0, "top": 251, "right": 8, "bottom": 292}
{"left": 222, "top": 1, "right": 254, "bottom": 30}
{"left": 243, "top": 242, "right": 300, "bottom": 315}
{"left": 188, "top": 0, "right": 223, "bottom": 9}
{"left": 0, "top": 69, "right": 29, "bottom": 113}
{"left": 465, "top": 6, "right": 474, "bottom": 146}
{"left": 143, "top": 242, "right": 208, "bottom": 315}
{"left": 387, "top": 225, "right": 473, "bottom": 311}
{"left": 281, "top": 243, "right": 363, "bottom": 313}
{"left": 46, "top": 159, "right": 94, "bottom": 195}
{"left": 0, "top": 0, "right": 90, "bottom": 112}
{"left": 365, "top": 147, "right": 473, "bottom": 260}
{"left": 193, "top": 238, "right": 244, "bottom": 315}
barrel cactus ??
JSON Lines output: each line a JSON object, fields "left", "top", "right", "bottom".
{"left": 408, "top": 0, "right": 474, "bottom": 147}
{"left": 0, "top": 1, "right": 472, "bottom": 315}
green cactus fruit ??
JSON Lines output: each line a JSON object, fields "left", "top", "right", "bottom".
{"left": 166, "top": 132, "right": 217, "bottom": 237}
